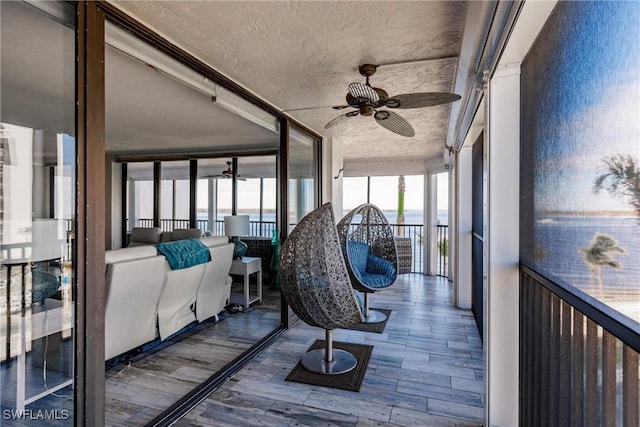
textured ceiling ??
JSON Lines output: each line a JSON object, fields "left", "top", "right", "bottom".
{"left": 105, "top": 45, "right": 279, "bottom": 155}
{"left": 112, "top": 1, "right": 466, "bottom": 162}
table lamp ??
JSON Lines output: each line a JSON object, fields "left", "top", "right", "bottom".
{"left": 224, "top": 215, "right": 250, "bottom": 259}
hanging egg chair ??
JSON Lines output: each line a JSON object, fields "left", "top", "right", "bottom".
{"left": 337, "top": 203, "right": 398, "bottom": 323}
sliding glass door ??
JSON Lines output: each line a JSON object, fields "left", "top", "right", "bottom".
{"left": 1, "top": 1, "right": 76, "bottom": 420}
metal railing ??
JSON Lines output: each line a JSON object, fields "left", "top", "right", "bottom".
{"left": 520, "top": 265, "right": 639, "bottom": 426}
{"left": 389, "top": 223, "right": 424, "bottom": 274}
{"left": 128, "top": 218, "right": 277, "bottom": 238}
{"left": 436, "top": 224, "right": 448, "bottom": 277}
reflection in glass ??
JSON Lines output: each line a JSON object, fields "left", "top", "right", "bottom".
{"left": 160, "top": 161, "right": 190, "bottom": 231}
{"left": 125, "top": 162, "right": 154, "bottom": 232}
{"left": 1, "top": 1, "right": 76, "bottom": 418}
{"left": 104, "top": 20, "right": 282, "bottom": 423}
{"left": 237, "top": 156, "right": 277, "bottom": 237}
{"left": 288, "top": 127, "right": 318, "bottom": 228}
{"left": 197, "top": 158, "right": 231, "bottom": 235}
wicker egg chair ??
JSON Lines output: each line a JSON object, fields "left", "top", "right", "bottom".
{"left": 337, "top": 203, "right": 398, "bottom": 323}
{"left": 279, "top": 203, "right": 364, "bottom": 374}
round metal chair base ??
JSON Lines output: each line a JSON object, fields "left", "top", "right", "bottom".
{"left": 361, "top": 309, "right": 387, "bottom": 324}
{"left": 301, "top": 349, "right": 358, "bottom": 375}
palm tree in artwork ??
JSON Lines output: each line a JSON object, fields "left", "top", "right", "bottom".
{"left": 594, "top": 154, "right": 640, "bottom": 221}
{"left": 580, "top": 233, "right": 626, "bottom": 294}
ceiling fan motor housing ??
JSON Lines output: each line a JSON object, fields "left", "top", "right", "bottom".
{"left": 358, "top": 64, "right": 378, "bottom": 77}
{"left": 359, "top": 105, "right": 375, "bottom": 116}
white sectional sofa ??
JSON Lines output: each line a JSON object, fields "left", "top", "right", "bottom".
{"left": 104, "top": 236, "right": 233, "bottom": 360}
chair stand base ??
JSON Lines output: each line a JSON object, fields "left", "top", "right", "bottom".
{"left": 301, "top": 349, "right": 358, "bottom": 375}
{"left": 361, "top": 309, "right": 387, "bottom": 324}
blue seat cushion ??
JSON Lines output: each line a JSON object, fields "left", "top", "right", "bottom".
{"left": 347, "top": 240, "right": 396, "bottom": 289}
{"left": 347, "top": 240, "right": 369, "bottom": 273}
{"left": 359, "top": 271, "right": 393, "bottom": 289}
{"left": 367, "top": 254, "right": 396, "bottom": 278}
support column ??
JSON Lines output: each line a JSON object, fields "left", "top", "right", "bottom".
{"left": 455, "top": 146, "right": 472, "bottom": 309}
{"left": 128, "top": 177, "right": 136, "bottom": 229}
{"left": 109, "top": 160, "right": 122, "bottom": 249}
{"left": 207, "top": 178, "right": 216, "bottom": 234}
{"left": 424, "top": 172, "right": 437, "bottom": 275}
{"left": 486, "top": 64, "right": 520, "bottom": 426}
{"left": 324, "top": 136, "right": 344, "bottom": 220}
{"left": 32, "top": 130, "right": 46, "bottom": 218}
{"left": 447, "top": 165, "right": 455, "bottom": 282}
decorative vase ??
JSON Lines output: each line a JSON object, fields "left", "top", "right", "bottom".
{"left": 232, "top": 238, "right": 248, "bottom": 259}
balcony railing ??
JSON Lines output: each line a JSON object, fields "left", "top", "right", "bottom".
{"left": 389, "top": 223, "right": 423, "bottom": 274}
{"left": 520, "top": 265, "right": 639, "bottom": 426}
{"left": 128, "top": 218, "right": 277, "bottom": 238}
{"left": 436, "top": 224, "right": 448, "bottom": 277}
{"left": 127, "top": 219, "right": 451, "bottom": 276}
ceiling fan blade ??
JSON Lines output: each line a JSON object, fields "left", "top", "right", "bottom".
{"left": 200, "top": 174, "right": 253, "bottom": 181}
{"left": 348, "top": 82, "right": 379, "bottom": 103}
{"left": 324, "top": 111, "right": 360, "bottom": 129}
{"left": 385, "top": 92, "right": 461, "bottom": 109}
{"left": 200, "top": 174, "right": 227, "bottom": 179}
{"left": 332, "top": 105, "right": 352, "bottom": 110}
{"left": 374, "top": 111, "right": 415, "bottom": 137}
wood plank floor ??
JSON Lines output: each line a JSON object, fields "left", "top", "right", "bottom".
{"left": 176, "top": 274, "right": 485, "bottom": 427}
{"left": 104, "top": 282, "right": 282, "bottom": 426}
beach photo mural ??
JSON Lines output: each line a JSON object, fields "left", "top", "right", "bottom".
{"left": 520, "top": 1, "right": 639, "bottom": 324}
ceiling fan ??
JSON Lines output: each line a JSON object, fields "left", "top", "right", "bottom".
{"left": 325, "top": 64, "right": 461, "bottom": 137}
{"left": 201, "top": 161, "right": 256, "bottom": 181}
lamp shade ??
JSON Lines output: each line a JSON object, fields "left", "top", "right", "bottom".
{"left": 224, "top": 215, "right": 250, "bottom": 237}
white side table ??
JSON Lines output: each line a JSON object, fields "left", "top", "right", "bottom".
{"left": 229, "top": 256, "right": 262, "bottom": 309}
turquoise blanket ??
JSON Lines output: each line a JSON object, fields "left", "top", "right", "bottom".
{"left": 155, "top": 238, "right": 211, "bottom": 270}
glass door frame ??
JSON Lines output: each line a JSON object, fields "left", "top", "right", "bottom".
{"left": 78, "top": 2, "right": 324, "bottom": 425}
{"left": 76, "top": 2, "right": 106, "bottom": 425}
